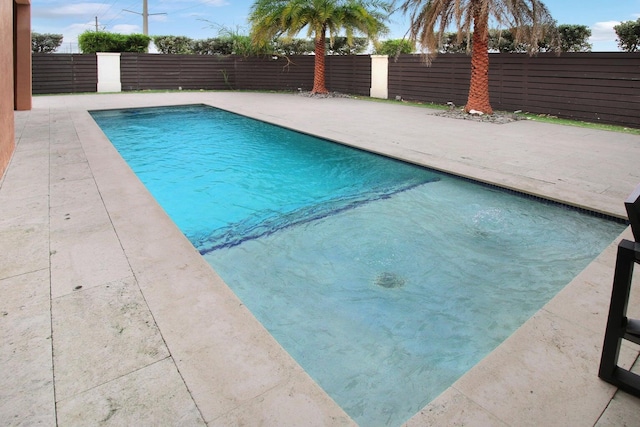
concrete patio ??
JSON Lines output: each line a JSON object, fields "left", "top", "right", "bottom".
{"left": 1, "top": 91, "right": 640, "bottom": 426}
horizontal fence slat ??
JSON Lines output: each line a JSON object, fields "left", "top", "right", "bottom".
{"left": 389, "top": 52, "right": 640, "bottom": 127}
{"left": 32, "top": 53, "right": 97, "bottom": 94}
{"left": 32, "top": 51, "right": 640, "bottom": 127}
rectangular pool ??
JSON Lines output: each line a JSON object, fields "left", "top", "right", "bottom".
{"left": 91, "top": 104, "right": 625, "bottom": 426}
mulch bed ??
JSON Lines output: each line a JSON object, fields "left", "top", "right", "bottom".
{"left": 298, "top": 91, "right": 525, "bottom": 124}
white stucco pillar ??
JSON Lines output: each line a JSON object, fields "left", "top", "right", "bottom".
{"left": 370, "top": 55, "right": 388, "bottom": 99}
{"left": 97, "top": 52, "right": 122, "bottom": 93}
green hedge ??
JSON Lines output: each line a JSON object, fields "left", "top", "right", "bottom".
{"left": 78, "top": 31, "right": 151, "bottom": 53}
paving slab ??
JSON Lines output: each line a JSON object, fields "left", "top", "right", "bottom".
{"left": 56, "top": 358, "right": 205, "bottom": 426}
{"left": 0, "top": 224, "right": 50, "bottom": 279}
{"left": 0, "top": 269, "right": 55, "bottom": 426}
{"left": 404, "top": 388, "right": 508, "bottom": 427}
{"left": 51, "top": 276, "right": 169, "bottom": 401}
{"left": 3, "top": 91, "right": 640, "bottom": 426}
{"left": 448, "top": 309, "right": 636, "bottom": 426}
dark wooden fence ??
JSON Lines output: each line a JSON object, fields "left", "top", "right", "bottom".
{"left": 120, "top": 53, "right": 235, "bottom": 91}
{"left": 389, "top": 52, "right": 640, "bottom": 127}
{"left": 32, "top": 52, "right": 640, "bottom": 127}
{"left": 119, "top": 54, "right": 372, "bottom": 95}
{"left": 232, "top": 55, "right": 372, "bottom": 94}
{"left": 32, "top": 54, "right": 97, "bottom": 94}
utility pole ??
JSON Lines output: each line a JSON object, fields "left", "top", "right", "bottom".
{"left": 142, "top": 0, "right": 148, "bottom": 35}
{"left": 95, "top": 16, "right": 99, "bottom": 32}
{"left": 123, "top": 0, "right": 166, "bottom": 36}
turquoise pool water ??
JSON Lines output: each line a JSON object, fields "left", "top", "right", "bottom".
{"left": 91, "top": 105, "right": 625, "bottom": 426}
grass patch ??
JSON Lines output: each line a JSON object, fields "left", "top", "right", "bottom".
{"left": 517, "top": 113, "right": 640, "bottom": 135}
{"left": 35, "top": 90, "right": 640, "bottom": 134}
{"left": 355, "top": 96, "right": 450, "bottom": 111}
{"left": 357, "top": 96, "right": 640, "bottom": 134}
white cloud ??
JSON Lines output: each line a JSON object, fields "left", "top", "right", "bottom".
{"left": 149, "top": 14, "right": 168, "bottom": 23}
{"left": 200, "top": 0, "right": 229, "bottom": 6}
{"left": 158, "top": 0, "right": 228, "bottom": 6}
{"left": 64, "top": 21, "right": 97, "bottom": 38}
{"left": 588, "top": 21, "right": 622, "bottom": 52}
{"left": 33, "top": 3, "right": 116, "bottom": 19}
{"left": 590, "top": 21, "right": 619, "bottom": 42}
{"left": 111, "top": 24, "right": 141, "bottom": 34}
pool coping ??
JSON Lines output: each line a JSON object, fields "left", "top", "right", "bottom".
{"left": 3, "top": 91, "right": 640, "bottom": 425}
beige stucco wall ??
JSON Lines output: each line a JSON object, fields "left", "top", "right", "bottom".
{"left": 97, "top": 52, "right": 122, "bottom": 92}
{"left": 370, "top": 55, "right": 389, "bottom": 99}
{"left": 14, "top": 0, "right": 31, "bottom": 111}
{"left": 0, "top": 0, "right": 15, "bottom": 179}
{"left": 1, "top": 0, "right": 30, "bottom": 179}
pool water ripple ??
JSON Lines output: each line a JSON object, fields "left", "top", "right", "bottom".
{"left": 91, "top": 104, "right": 626, "bottom": 427}
{"left": 194, "top": 180, "right": 435, "bottom": 254}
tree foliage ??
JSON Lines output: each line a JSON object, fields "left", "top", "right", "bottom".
{"left": 79, "top": 32, "right": 123, "bottom": 53}
{"left": 272, "top": 38, "right": 315, "bottom": 55}
{"left": 151, "top": 32, "right": 375, "bottom": 56}
{"left": 326, "top": 37, "right": 369, "bottom": 55}
{"left": 249, "top": 0, "right": 390, "bottom": 93}
{"left": 400, "top": 0, "right": 558, "bottom": 114}
{"left": 153, "top": 32, "right": 265, "bottom": 55}
{"left": 438, "top": 24, "right": 590, "bottom": 53}
{"left": 489, "top": 26, "right": 558, "bottom": 53}
{"left": 78, "top": 31, "right": 150, "bottom": 53}
{"left": 439, "top": 31, "right": 471, "bottom": 53}
{"left": 192, "top": 38, "right": 232, "bottom": 55}
{"left": 374, "top": 39, "right": 415, "bottom": 55}
{"left": 125, "top": 34, "right": 153, "bottom": 52}
{"left": 153, "top": 36, "right": 194, "bottom": 54}
{"left": 557, "top": 24, "right": 592, "bottom": 52}
{"left": 32, "top": 32, "right": 64, "bottom": 53}
{"left": 614, "top": 18, "right": 640, "bottom": 52}
{"left": 401, "top": 0, "right": 558, "bottom": 56}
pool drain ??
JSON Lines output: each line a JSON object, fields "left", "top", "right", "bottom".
{"left": 374, "top": 272, "right": 405, "bottom": 289}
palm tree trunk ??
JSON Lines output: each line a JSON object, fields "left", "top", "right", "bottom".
{"left": 464, "top": 3, "right": 493, "bottom": 114}
{"left": 312, "top": 27, "right": 329, "bottom": 94}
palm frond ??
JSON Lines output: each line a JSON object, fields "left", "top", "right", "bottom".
{"left": 398, "top": 0, "right": 558, "bottom": 56}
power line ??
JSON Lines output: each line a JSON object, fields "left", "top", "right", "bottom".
{"left": 169, "top": 0, "right": 226, "bottom": 16}
{"left": 123, "top": 0, "right": 167, "bottom": 35}
{"left": 93, "top": 0, "right": 123, "bottom": 24}
{"left": 103, "top": 0, "right": 139, "bottom": 29}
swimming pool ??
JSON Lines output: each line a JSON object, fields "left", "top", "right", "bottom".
{"left": 91, "top": 105, "right": 625, "bottom": 426}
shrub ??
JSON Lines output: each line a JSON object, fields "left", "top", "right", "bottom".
{"left": 374, "top": 39, "right": 415, "bottom": 55}
{"left": 78, "top": 31, "right": 150, "bottom": 53}
{"left": 32, "top": 32, "right": 64, "bottom": 53}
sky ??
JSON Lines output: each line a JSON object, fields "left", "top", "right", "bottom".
{"left": 32, "top": 0, "right": 640, "bottom": 53}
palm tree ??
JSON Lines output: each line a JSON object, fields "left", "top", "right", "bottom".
{"left": 250, "top": 0, "right": 390, "bottom": 94}
{"left": 400, "top": 0, "right": 557, "bottom": 114}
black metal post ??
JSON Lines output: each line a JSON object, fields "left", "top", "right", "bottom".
{"left": 598, "top": 183, "right": 640, "bottom": 397}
